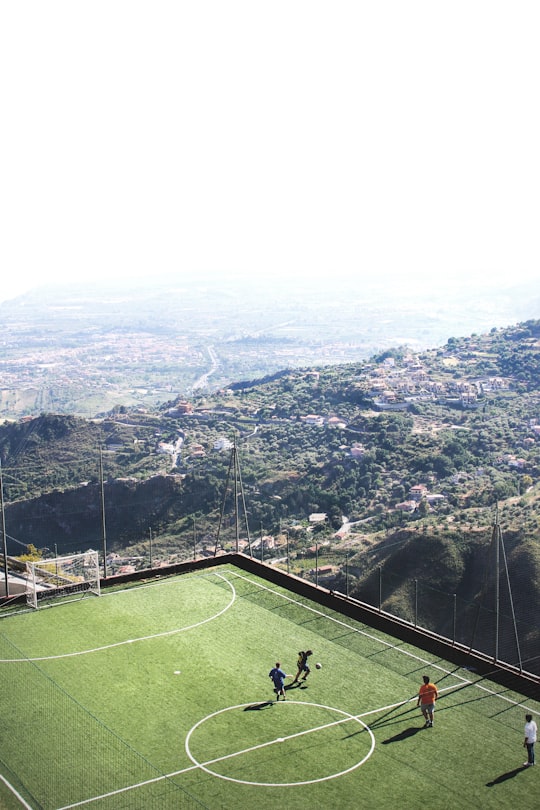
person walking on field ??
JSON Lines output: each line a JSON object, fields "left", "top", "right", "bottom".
{"left": 292, "top": 650, "right": 313, "bottom": 684}
{"left": 523, "top": 713, "right": 537, "bottom": 767}
{"left": 269, "top": 662, "right": 288, "bottom": 701}
{"left": 417, "top": 675, "right": 438, "bottom": 727}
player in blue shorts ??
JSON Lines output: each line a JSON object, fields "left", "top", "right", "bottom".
{"left": 269, "top": 662, "right": 288, "bottom": 700}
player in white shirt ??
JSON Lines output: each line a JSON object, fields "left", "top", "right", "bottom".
{"left": 523, "top": 714, "right": 537, "bottom": 767}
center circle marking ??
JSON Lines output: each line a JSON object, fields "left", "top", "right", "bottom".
{"left": 185, "top": 700, "right": 375, "bottom": 786}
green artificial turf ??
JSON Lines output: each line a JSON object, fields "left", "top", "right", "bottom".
{"left": 0, "top": 565, "right": 538, "bottom": 809}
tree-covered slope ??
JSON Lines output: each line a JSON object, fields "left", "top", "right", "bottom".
{"left": 1, "top": 320, "right": 539, "bottom": 671}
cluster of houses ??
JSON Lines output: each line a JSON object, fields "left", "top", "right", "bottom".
{"left": 355, "top": 354, "right": 510, "bottom": 411}
{"left": 157, "top": 434, "right": 234, "bottom": 460}
{"left": 394, "top": 483, "right": 446, "bottom": 513}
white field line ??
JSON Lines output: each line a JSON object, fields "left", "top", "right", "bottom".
{"left": 57, "top": 700, "right": 373, "bottom": 809}
{"left": 56, "top": 683, "right": 487, "bottom": 810}
{"left": 0, "top": 773, "right": 34, "bottom": 810}
{"left": 0, "top": 573, "right": 236, "bottom": 662}
{"left": 230, "top": 571, "right": 469, "bottom": 677}
{"left": 229, "top": 569, "right": 537, "bottom": 711}
{"left": 6, "top": 566, "right": 537, "bottom": 809}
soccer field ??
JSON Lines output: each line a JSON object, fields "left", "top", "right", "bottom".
{"left": 0, "top": 565, "right": 538, "bottom": 809}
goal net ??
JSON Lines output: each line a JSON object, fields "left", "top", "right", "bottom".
{"left": 26, "top": 551, "right": 101, "bottom": 609}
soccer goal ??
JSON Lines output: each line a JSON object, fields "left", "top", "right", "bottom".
{"left": 25, "top": 551, "right": 101, "bottom": 609}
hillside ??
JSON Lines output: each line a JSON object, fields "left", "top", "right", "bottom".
{"left": 1, "top": 319, "right": 539, "bottom": 672}
{"left": 1, "top": 275, "right": 539, "bottom": 418}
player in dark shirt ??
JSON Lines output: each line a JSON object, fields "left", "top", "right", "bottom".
{"left": 292, "top": 649, "right": 313, "bottom": 683}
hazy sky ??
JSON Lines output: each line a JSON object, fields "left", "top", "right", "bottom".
{"left": 1, "top": 1, "right": 539, "bottom": 302}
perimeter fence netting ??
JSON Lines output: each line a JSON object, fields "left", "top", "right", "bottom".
{"left": 275, "top": 544, "right": 539, "bottom": 677}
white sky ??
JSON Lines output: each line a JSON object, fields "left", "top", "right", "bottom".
{"left": 1, "top": 1, "right": 539, "bottom": 302}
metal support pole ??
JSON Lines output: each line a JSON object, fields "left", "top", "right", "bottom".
{"left": 233, "top": 446, "right": 239, "bottom": 553}
{"left": 495, "top": 523, "right": 500, "bottom": 663}
{"left": 0, "top": 461, "right": 8, "bottom": 598}
{"left": 99, "top": 448, "right": 107, "bottom": 579}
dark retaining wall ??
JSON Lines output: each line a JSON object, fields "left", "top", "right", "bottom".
{"left": 223, "top": 554, "right": 539, "bottom": 702}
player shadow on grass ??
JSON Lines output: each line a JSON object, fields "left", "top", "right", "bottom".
{"left": 381, "top": 727, "right": 423, "bottom": 744}
{"left": 486, "top": 766, "right": 528, "bottom": 787}
{"left": 344, "top": 703, "right": 418, "bottom": 739}
{"left": 285, "top": 682, "right": 307, "bottom": 691}
{"left": 244, "top": 701, "right": 274, "bottom": 711}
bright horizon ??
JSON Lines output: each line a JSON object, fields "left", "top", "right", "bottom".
{"left": 1, "top": 1, "right": 539, "bottom": 303}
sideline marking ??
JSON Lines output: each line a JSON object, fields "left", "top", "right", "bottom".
{"left": 0, "top": 573, "right": 236, "bottom": 662}
{"left": 185, "top": 701, "right": 375, "bottom": 787}
{"left": 0, "top": 773, "right": 34, "bottom": 810}
{"left": 229, "top": 570, "right": 536, "bottom": 711}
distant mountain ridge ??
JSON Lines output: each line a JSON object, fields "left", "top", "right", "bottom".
{"left": 1, "top": 275, "right": 539, "bottom": 418}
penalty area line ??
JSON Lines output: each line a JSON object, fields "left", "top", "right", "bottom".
{"left": 3, "top": 573, "right": 236, "bottom": 664}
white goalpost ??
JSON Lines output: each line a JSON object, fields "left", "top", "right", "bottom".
{"left": 25, "top": 550, "right": 101, "bottom": 609}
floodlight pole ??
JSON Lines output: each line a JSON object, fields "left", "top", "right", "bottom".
{"left": 0, "top": 460, "right": 8, "bottom": 597}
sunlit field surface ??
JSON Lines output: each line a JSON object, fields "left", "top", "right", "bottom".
{"left": 1, "top": 565, "right": 538, "bottom": 809}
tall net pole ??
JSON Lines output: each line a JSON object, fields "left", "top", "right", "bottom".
{"left": 99, "top": 447, "right": 108, "bottom": 578}
{"left": 498, "top": 522, "right": 523, "bottom": 671}
{"left": 214, "top": 438, "right": 252, "bottom": 556}
{"left": 495, "top": 520, "right": 500, "bottom": 663}
{"left": 0, "top": 460, "right": 8, "bottom": 598}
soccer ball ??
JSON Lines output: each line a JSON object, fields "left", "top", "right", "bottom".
{"left": 316, "top": 662, "right": 322, "bottom": 669}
